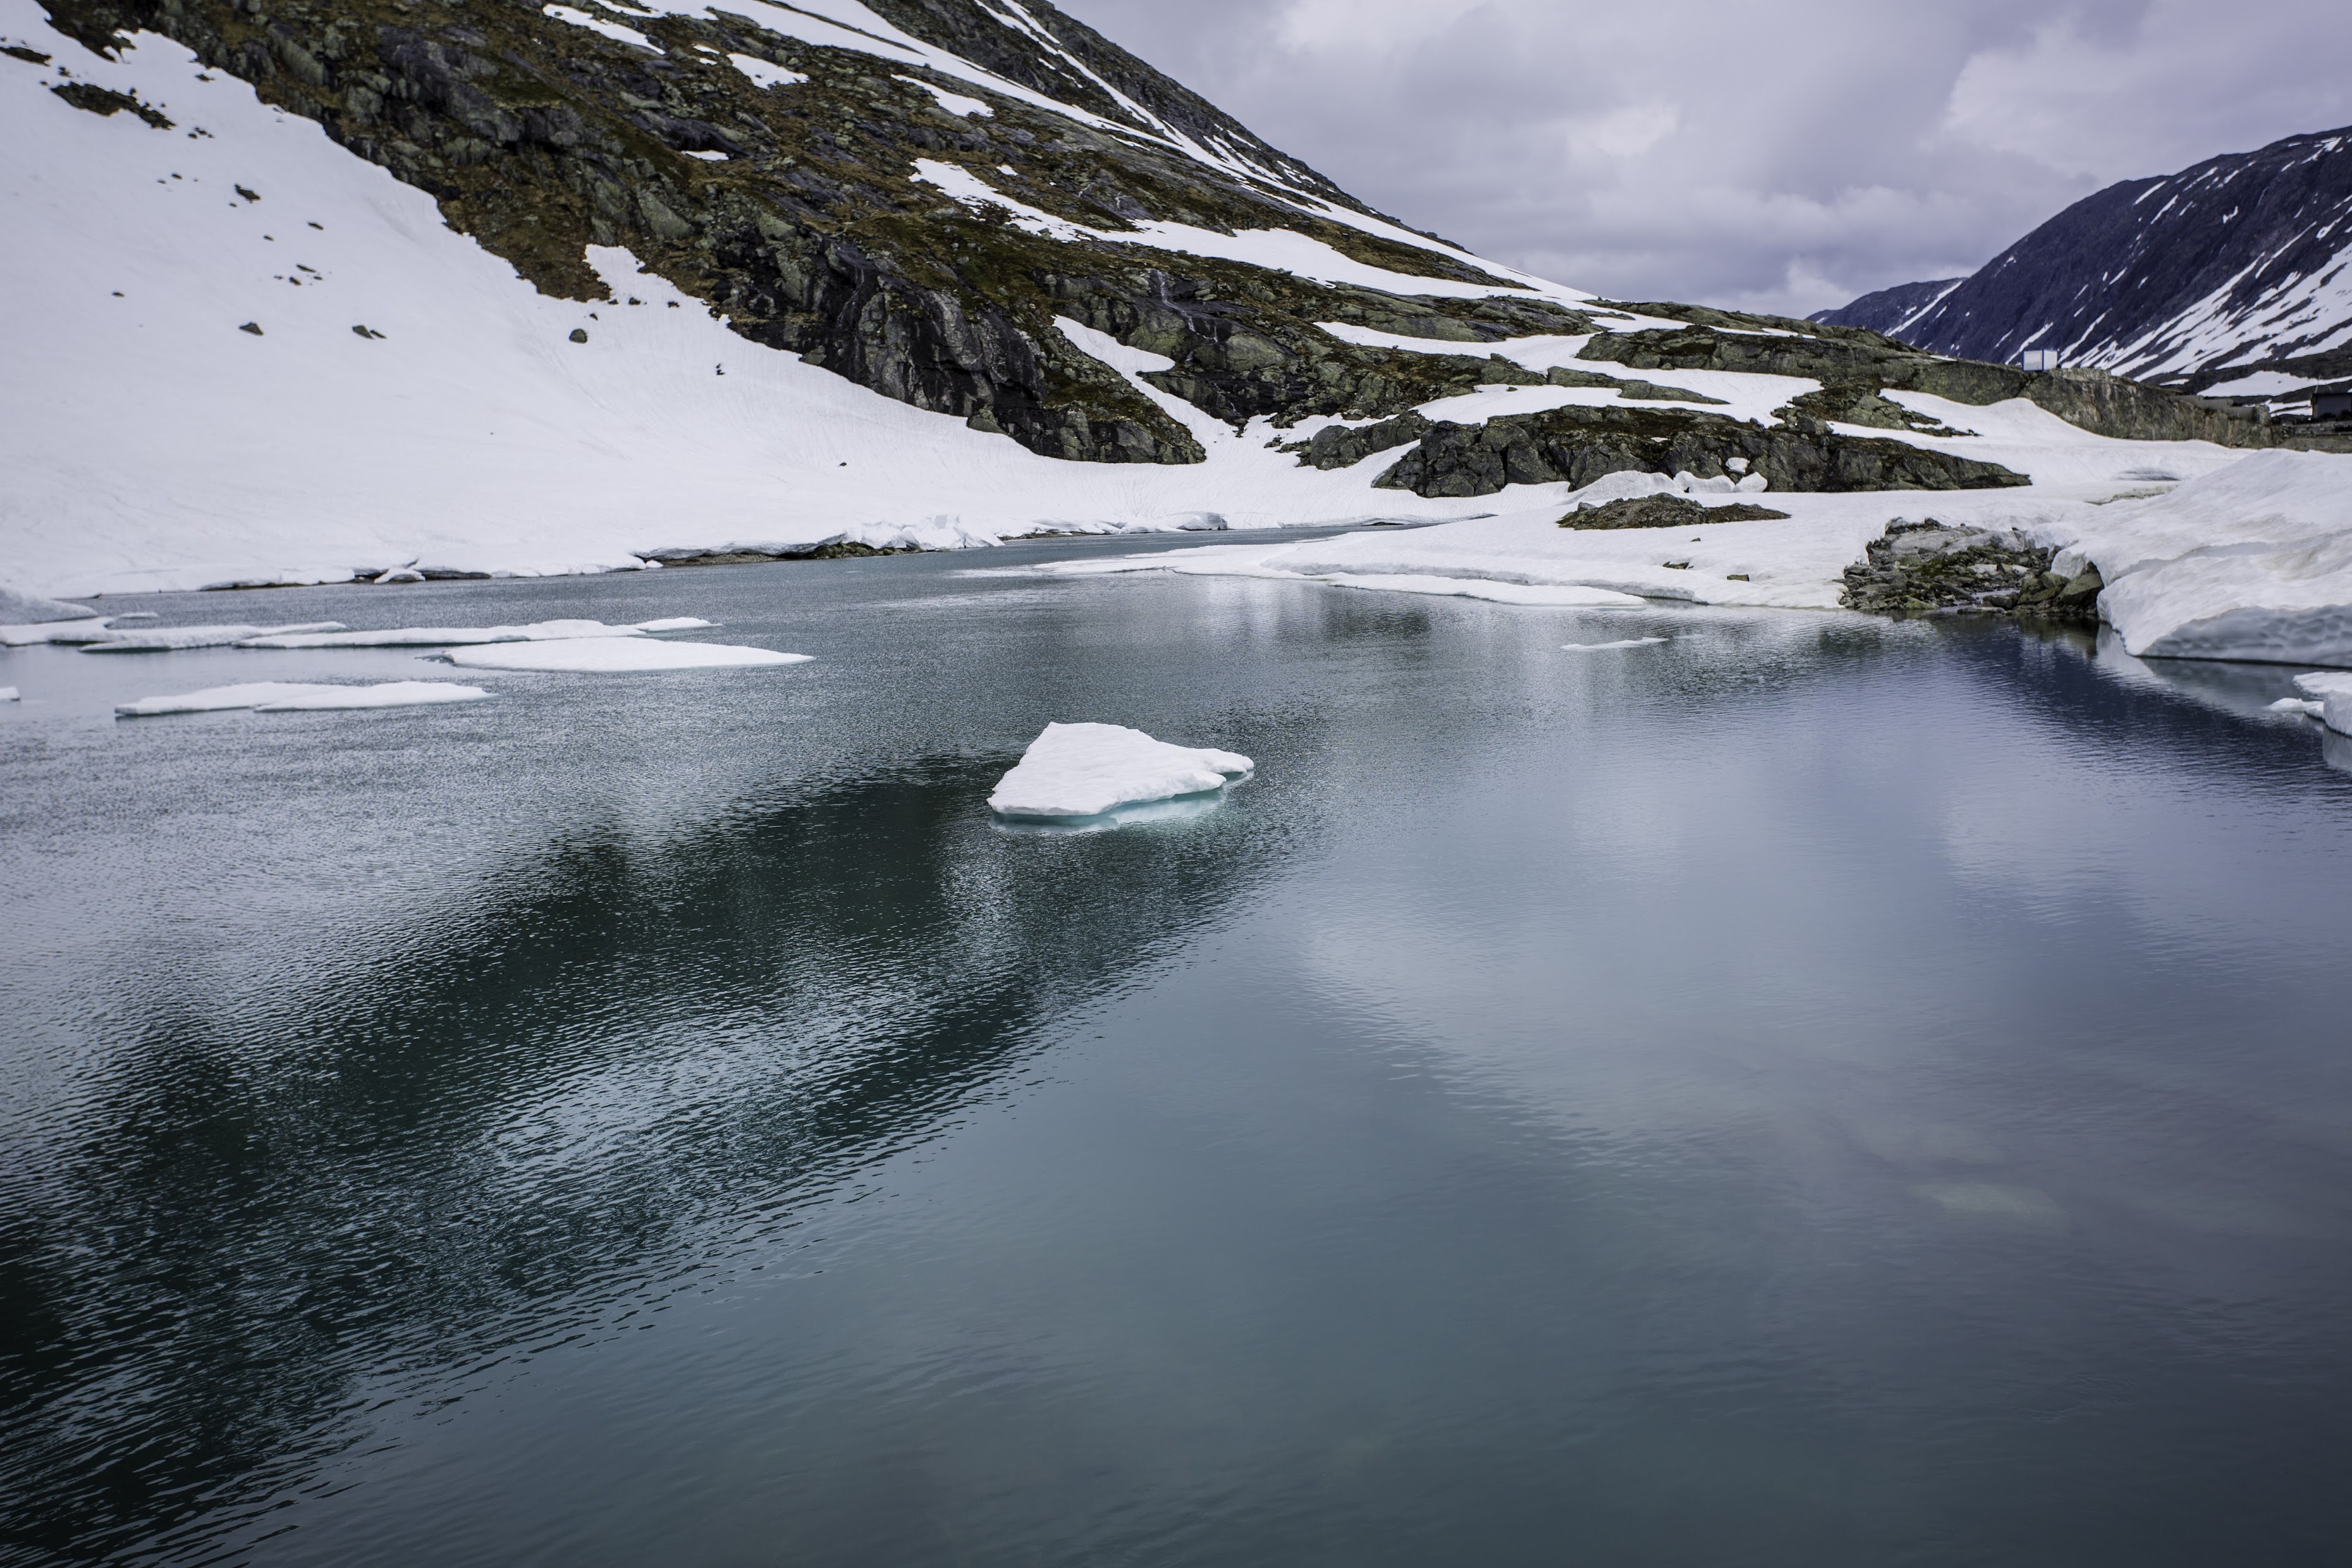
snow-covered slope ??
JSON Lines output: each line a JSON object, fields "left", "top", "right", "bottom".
{"left": 0, "top": 0, "right": 2134, "bottom": 597}
{"left": 1816, "top": 126, "right": 2352, "bottom": 403}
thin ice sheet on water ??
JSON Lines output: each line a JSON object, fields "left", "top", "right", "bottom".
{"left": 82, "top": 623, "right": 346, "bottom": 652}
{"left": 115, "top": 681, "right": 491, "bottom": 717}
{"left": 1319, "top": 574, "right": 1646, "bottom": 607}
{"left": 989, "top": 721, "right": 1252, "bottom": 820}
{"left": 1561, "top": 637, "right": 1669, "bottom": 651}
{"left": 242, "top": 618, "right": 707, "bottom": 648}
{"left": 439, "top": 639, "right": 807, "bottom": 671}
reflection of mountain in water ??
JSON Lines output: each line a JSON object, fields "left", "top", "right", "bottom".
{"left": 0, "top": 756, "right": 1280, "bottom": 1563}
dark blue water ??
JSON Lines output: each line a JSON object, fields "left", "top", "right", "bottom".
{"left": 4, "top": 541, "right": 2349, "bottom": 1566}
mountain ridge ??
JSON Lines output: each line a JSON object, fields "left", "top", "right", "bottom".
{"left": 1812, "top": 125, "right": 2352, "bottom": 403}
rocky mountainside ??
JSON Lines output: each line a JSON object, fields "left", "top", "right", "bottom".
{"left": 1813, "top": 126, "right": 2352, "bottom": 405}
{"left": 4, "top": 0, "right": 2332, "bottom": 597}
{"left": 1808, "top": 278, "right": 1961, "bottom": 340}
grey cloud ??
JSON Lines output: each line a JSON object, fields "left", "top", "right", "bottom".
{"left": 1055, "top": 0, "right": 2352, "bottom": 315}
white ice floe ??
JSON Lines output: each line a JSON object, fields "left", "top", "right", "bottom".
{"left": 239, "top": 617, "right": 695, "bottom": 648}
{"left": 439, "top": 639, "right": 809, "bottom": 671}
{"left": 80, "top": 622, "right": 345, "bottom": 652}
{"left": 988, "top": 721, "right": 1253, "bottom": 819}
{"left": 2293, "top": 672, "right": 2352, "bottom": 736}
{"left": 1562, "top": 637, "right": 1668, "bottom": 651}
{"left": 1, "top": 687, "right": 18, "bottom": 702}
{"left": 114, "top": 680, "right": 491, "bottom": 716}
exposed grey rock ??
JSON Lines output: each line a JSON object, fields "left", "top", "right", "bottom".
{"left": 1371, "top": 404, "right": 2028, "bottom": 499}
{"left": 1840, "top": 518, "right": 2102, "bottom": 622}
{"left": 1560, "top": 496, "right": 1789, "bottom": 529}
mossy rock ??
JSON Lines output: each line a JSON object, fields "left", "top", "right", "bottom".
{"left": 1559, "top": 495, "right": 1789, "bottom": 529}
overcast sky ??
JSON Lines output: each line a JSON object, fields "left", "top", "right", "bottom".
{"left": 1053, "top": 0, "right": 2352, "bottom": 317}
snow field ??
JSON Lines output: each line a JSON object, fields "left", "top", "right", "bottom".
{"left": 989, "top": 722, "right": 1253, "bottom": 819}
{"left": 0, "top": 3, "right": 1558, "bottom": 598}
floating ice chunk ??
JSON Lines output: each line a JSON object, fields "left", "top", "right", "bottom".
{"left": 82, "top": 623, "right": 346, "bottom": 653}
{"left": 1560, "top": 637, "right": 1668, "bottom": 651}
{"left": 727, "top": 52, "right": 807, "bottom": 89}
{"left": 0, "top": 687, "right": 18, "bottom": 702}
{"left": 2292, "top": 671, "right": 2352, "bottom": 735}
{"left": 633, "top": 617, "right": 718, "bottom": 632}
{"left": 2269, "top": 697, "right": 2325, "bottom": 717}
{"left": 439, "top": 639, "right": 809, "bottom": 671}
{"left": 989, "top": 722, "right": 1253, "bottom": 820}
{"left": 115, "top": 681, "right": 490, "bottom": 717}
{"left": 1319, "top": 573, "right": 1646, "bottom": 607}
{"left": 241, "top": 618, "right": 659, "bottom": 648}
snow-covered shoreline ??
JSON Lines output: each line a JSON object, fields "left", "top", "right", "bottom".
{"left": 7, "top": 1, "right": 2350, "bottom": 679}
{"left": 1019, "top": 452, "right": 2352, "bottom": 671}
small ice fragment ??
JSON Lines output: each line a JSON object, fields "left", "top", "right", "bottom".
{"left": 0, "top": 687, "right": 18, "bottom": 702}
{"left": 989, "top": 722, "right": 1252, "bottom": 820}
{"left": 115, "top": 680, "right": 489, "bottom": 716}
{"left": 633, "top": 617, "right": 717, "bottom": 632}
{"left": 2268, "top": 697, "right": 2324, "bottom": 717}
{"left": 82, "top": 622, "right": 345, "bottom": 652}
{"left": 440, "top": 639, "right": 808, "bottom": 671}
{"left": 1560, "top": 637, "right": 1668, "bottom": 651}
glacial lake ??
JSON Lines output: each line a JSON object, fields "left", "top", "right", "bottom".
{"left": 4, "top": 537, "right": 2351, "bottom": 1566}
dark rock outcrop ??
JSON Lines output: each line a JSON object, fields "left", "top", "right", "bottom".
{"left": 1370, "top": 403, "right": 2029, "bottom": 499}
{"left": 1559, "top": 496, "right": 1789, "bottom": 529}
{"left": 1841, "top": 519, "right": 2102, "bottom": 622}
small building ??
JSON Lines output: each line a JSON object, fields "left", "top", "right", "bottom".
{"left": 2019, "top": 348, "right": 2062, "bottom": 372}
{"left": 2313, "top": 391, "right": 2352, "bottom": 419}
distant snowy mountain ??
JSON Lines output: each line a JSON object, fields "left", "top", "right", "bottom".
{"left": 1808, "top": 278, "right": 1963, "bottom": 339}
{"left": 0, "top": 0, "right": 2322, "bottom": 599}
{"left": 1815, "top": 126, "right": 2352, "bottom": 402}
